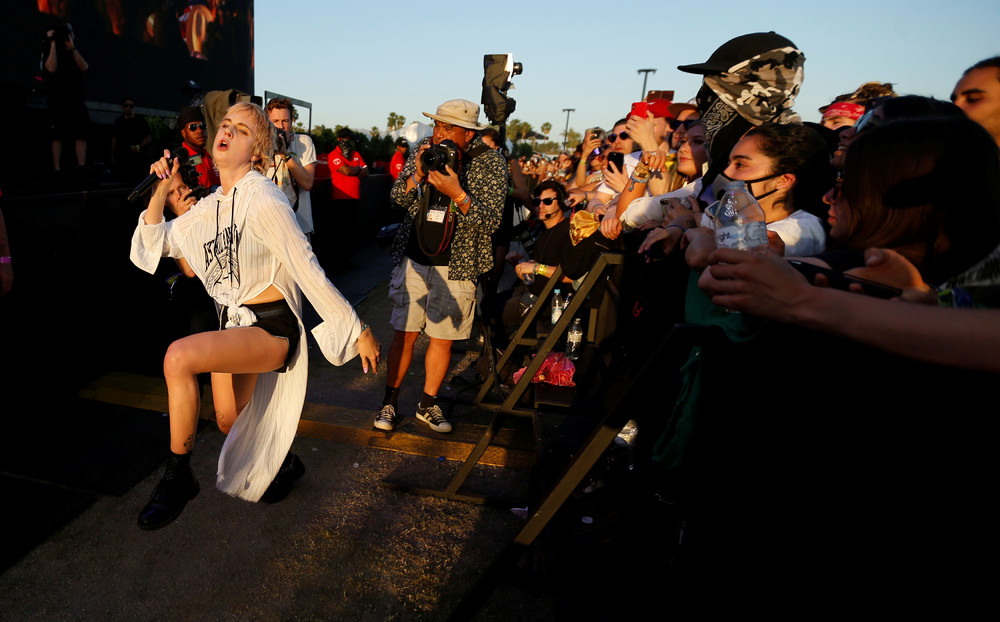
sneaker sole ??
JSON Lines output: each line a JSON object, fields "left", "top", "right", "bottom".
{"left": 373, "top": 419, "right": 395, "bottom": 431}
{"left": 416, "top": 413, "right": 452, "bottom": 433}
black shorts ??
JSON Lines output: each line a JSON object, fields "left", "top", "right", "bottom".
{"left": 222, "top": 299, "right": 299, "bottom": 373}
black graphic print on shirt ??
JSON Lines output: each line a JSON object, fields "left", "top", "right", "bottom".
{"left": 203, "top": 221, "right": 242, "bottom": 290}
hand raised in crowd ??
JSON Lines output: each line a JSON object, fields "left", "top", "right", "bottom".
{"left": 581, "top": 131, "right": 602, "bottom": 157}
{"left": 626, "top": 112, "right": 660, "bottom": 151}
{"left": 639, "top": 149, "right": 667, "bottom": 175}
{"left": 602, "top": 159, "right": 629, "bottom": 194}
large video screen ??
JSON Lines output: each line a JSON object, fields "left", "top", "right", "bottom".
{"left": 3, "top": 1, "right": 254, "bottom": 114}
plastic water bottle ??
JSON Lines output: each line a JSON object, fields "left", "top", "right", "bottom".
{"left": 551, "top": 289, "right": 565, "bottom": 325}
{"left": 714, "top": 180, "right": 768, "bottom": 252}
{"left": 566, "top": 317, "right": 583, "bottom": 360}
{"left": 519, "top": 260, "right": 535, "bottom": 285}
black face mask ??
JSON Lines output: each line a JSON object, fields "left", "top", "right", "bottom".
{"left": 712, "top": 171, "right": 784, "bottom": 201}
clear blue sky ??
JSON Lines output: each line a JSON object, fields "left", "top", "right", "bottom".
{"left": 256, "top": 0, "right": 999, "bottom": 137}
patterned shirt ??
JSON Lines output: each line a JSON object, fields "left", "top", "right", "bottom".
{"left": 390, "top": 136, "right": 506, "bottom": 281}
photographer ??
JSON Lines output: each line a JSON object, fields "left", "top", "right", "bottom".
{"left": 374, "top": 99, "right": 506, "bottom": 433}
{"left": 264, "top": 98, "right": 318, "bottom": 236}
{"left": 44, "top": 23, "right": 89, "bottom": 175}
{"left": 176, "top": 106, "right": 220, "bottom": 189}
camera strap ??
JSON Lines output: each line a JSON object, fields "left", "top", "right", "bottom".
{"left": 415, "top": 189, "right": 455, "bottom": 257}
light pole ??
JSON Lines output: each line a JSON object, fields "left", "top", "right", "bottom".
{"left": 561, "top": 108, "right": 575, "bottom": 151}
{"left": 637, "top": 68, "right": 657, "bottom": 100}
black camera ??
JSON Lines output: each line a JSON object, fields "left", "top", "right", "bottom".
{"left": 419, "top": 140, "right": 462, "bottom": 174}
{"left": 274, "top": 128, "right": 290, "bottom": 154}
{"left": 178, "top": 154, "right": 211, "bottom": 200}
{"left": 49, "top": 23, "right": 73, "bottom": 43}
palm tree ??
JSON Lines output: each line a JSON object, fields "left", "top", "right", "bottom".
{"left": 386, "top": 112, "right": 406, "bottom": 131}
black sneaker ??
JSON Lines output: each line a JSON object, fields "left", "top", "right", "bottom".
{"left": 416, "top": 404, "right": 452, "bottom": 433}
{"left": 373, "top": 404, "right": 397, "bottom": 431}
{"left": 138, "top": 456, "right": 199, "bottom": 530}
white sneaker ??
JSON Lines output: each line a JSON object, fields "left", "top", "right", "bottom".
{"left": 416, "top": 404, "right": 452, "bottom": 433}
{"left": 373, "top": 404, "right": 397, "bottom": 431}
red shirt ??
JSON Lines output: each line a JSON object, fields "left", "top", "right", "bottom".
{"left": 327, "top": 147, "right": 366, "bottom": 200}
{"left": 181, "top": 143, "right": 220, "bottom": 188}
{"left": 389, "top": 151, "right": 406, "bottom": 180}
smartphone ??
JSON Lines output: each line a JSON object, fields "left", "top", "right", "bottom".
{"left": 646, "top": 90, "right": 675, "bottom": 102}
{"left": 787, "top": 260, "right": 903, "bottom": 299}
{"left": 629, "top": 101, "right": 649, "bottom": 120}
{"left": 607, "top": 152, "right": 625, "bottom": 172}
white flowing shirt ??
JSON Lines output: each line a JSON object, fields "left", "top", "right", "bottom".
{"left": 131, "top": 170, "right": 361, "bottom": 501}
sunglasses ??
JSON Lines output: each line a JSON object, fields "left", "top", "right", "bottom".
{"left": 831, "top": 173, "right": 844, "bottom": 201}
{"left": 186, "top": 122, "right": 206, "bottom": 132}
{"left": 533, "top": 197, "right": 560, "bottom": 206}
{"left": 123, "top": 103, "right": 135, "bottom": 108}
{"left": 851, "top": 110, "right": 881, "bottom": 134}
{"left": 606, "top": 131, "right": 629, "bottom": 142}
{"left": 668, "top": 119, "right": 699, "bottom": 130}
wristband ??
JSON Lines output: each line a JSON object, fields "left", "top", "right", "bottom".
{"left": 360, "top": 322, "right": 369, "bottom": 334}
{"left": 665, "top": 224, "right": 686, "bottom": 234}
{"left": 0, "top": 256, "right": 11, "bottom": 264}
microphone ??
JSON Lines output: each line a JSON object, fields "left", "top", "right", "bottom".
{"left": 128, "top": 149, "right": 188, "bottom": 202}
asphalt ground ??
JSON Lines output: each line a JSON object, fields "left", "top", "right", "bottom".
{"left": 0, "top": 242, "right": 575, "bottom": 620}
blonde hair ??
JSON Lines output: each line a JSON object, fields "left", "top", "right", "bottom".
{"left": 227, "top": 102, "right": 275, "bottom": 174}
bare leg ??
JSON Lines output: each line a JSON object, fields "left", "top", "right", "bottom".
{"left": 211, "top": 372, "right": 260, "bottom": 434}
{"left": 52, "top": 140, "right": 62, "bottom": 171}
{"left": 162, "top": 327, "right": 287, "bottom": 454}
{"left": 424, "top": 337, "right": 453, "bottom": 396}
{"left": 74, "top": 139, "right": 86, "bottom": 167}
{"left": 385, "top": 330, "right": 419, "bottom": 389}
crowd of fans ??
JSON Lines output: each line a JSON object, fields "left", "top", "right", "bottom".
{"left": 474, "top": 31, "right": 1000, "bottom": 593}
{"left": 21, "top": 20, "right": 1000, "bottom": 598}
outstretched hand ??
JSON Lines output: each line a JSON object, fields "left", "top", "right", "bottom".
{"left": 357, "top": 326, "right": 381, "bottom": 374}
{"left": 846, "top": 248, "right": 936, "bottom": 304}
{"left": 698, "top": 247, "right": 812, "bottom": 320}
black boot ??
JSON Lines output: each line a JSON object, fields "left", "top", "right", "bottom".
{"left": 137, "top": 453, "right": 200, "bottom": 530}
{"left": 260, "top": 453, "right": 305, "bottom": 503}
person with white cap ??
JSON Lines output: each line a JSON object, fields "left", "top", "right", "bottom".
{"left": 374, "top": 99, "right": 506, "bottom": 433}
